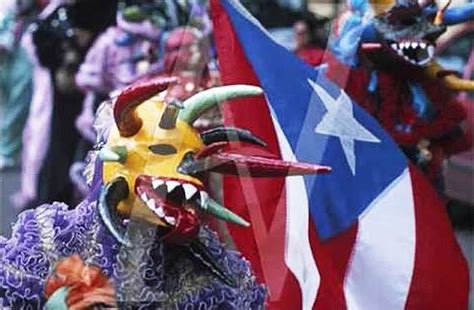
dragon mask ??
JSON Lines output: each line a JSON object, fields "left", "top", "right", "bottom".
{"left": 361, "top": 0, "right": 474, "bottom": 90}
{"left": 371, "top": 0, "right": 448, "bottom": 67}
{"left": 96, "top": 77, "right": 330, "bottom": 285}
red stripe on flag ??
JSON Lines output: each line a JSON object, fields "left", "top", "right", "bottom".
{"left": 313, "top": 220, "right": 357, "bottom": 310}
{"left": 405, "top": 165, "right": 469, "bottom": 310}
{"left": 211, "top": 1, "right": 358, "bottom": 308}
{"left": 211, "top": 0, "right": 291, "bottom": 302}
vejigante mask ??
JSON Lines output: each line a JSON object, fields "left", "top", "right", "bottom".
{"left": 96, "top": 77, "right": 330, "bottom": 285}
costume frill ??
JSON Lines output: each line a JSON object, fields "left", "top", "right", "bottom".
{"left": 0, "top": 198, "right": 266, "bottom": 308}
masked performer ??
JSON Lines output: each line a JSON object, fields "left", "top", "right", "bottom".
{"left": 75, "top": 0, "right": 213, "bottom": 143}
{"left": 74, "top": 0, "right": 168, "bottom": 145}
{"left": 72, "top": 2, "right": 214, "bottom": 198}
{"left": 72, "top": 0, "right": 172, "bottom": 199}
{"left": 12, "top": 0, "right": 118, "bottom": 209}
{"left": 327, "top": 0, "right": 473, "bottom": 189}
{"left": 0, "top": 78, "right": 331, "bottom": 308}
{"left": 0, "top": 0, "right": 36, "bottom": 170}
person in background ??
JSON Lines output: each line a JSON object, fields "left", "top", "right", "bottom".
{"left": 0, "top": 0, "right": 37, "bottom": 170}
{"left": 11, "top": 0, "right": 117, "bottom": 209}
{"left": 70, "top": 0, "right": 172, "bottom": 199}
{"left": 70, "top": 1, "right": 214, "bottom": 199}
{"left": 293, "top": 13, "right": 328, "bottom": 67}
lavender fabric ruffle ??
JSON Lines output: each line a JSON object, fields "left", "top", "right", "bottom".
{"left": 0, "top": 200, "right": 266, "bottom": 309}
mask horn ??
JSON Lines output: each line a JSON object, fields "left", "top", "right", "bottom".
{"left": 98, "top": 177, "right": 131, "bottom": 246}
{"left": 434, "top": 0, "right": 452, "bottom": 25}
{"left": 114, "top": 77, "right": 177, "bottom": 137}
{"left": 159, "top": 99, "right": 184, "bottom": 129}
{"left": 180, "top": 152, "right": 331, "bottom": 177}
{"left": 178, "top": 85, "right": 263, "bottom": 125}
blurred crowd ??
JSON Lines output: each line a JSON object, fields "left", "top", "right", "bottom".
{"left": 0, "top": 0, "right": 330, "bottom": 211}
{"left": 1, "top": 0, "right": 471, "bottom": 212}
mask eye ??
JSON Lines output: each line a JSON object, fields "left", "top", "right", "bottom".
{"left": 149, "top": 144, "right": 177, "bottom": 155}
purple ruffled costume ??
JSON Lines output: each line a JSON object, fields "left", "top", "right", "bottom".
{"left": 0, "top": 198, "right": 266, "bottom": 308}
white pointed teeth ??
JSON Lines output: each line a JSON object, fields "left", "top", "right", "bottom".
{"left": 141, "top": 193, "right": 149, "bottom": 202}
{"left": 156, "top": 207, "right": 165, "bottom": 218}
{"left": 148, "top": 178, "right": 206, "bottom": 208}
{"left": 164, "top": 216, "right": 176, "bottom": 225}
{"left": 152, "top": 179, "right": 164, "bottom": 189}
{"left": 389, "top": 40, "right": 434, "bottom": 66}
{"left": 183, "top": 183, "right": 198, "bottom": 200}
{"left": 146, "top": 199, "right": 156, "bottom": 209}
{"left": 166, "top": 180, "right": 180, "bottom": 192}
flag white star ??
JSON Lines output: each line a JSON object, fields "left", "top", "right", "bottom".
{"left": 309, "top": 79, "right": 381, "bottom": 175}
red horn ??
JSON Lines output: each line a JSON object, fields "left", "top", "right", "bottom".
{"left": 183, "top": 152, "right": 332, "bottom": 177}
{"left": 114, "top": 77, "right": 178, "bottom": 137}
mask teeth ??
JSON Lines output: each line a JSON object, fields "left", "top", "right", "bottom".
{"left": 143, "top": 177, "right": 205, "bottom": 214}
{"left": 139, "top": 190, "right": 177, "bottom": 226}
{"left": 434, "top": 0, "right": 452, "bottom": 25}
{"left": 389, "top": 40, "right": 435, "bottom": 66}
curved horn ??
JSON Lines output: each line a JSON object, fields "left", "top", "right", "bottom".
{"left": 203, "top": 198, "right": 250, "bottom": 227}
{"left": 426, "top": 61, "right": 474, "bottom": 91}
{"left": 179, "top": 152, "right": 332, "bottom": 177}
{"left": 442, "top": 75, "right": 474, "bottom": 91}
{"left": 159, "top": 99, "right": 184, "bottom": 129}
{"left": 98, "top": 177, "right": 131, "bottom": 246}
{"left": 200, "top": 127, "right": 267, "bottom": 147}
{"left": 99, "top": 146, "right": 128, "bottom": 163}
{"left": 178, "top": 85, "right": 263, "bottom": 125}
{"left": 434, "top": 0, "right": 452, "bottom": 25}
{"left": 114, "top": 77, "right": 177, "bottom": 137}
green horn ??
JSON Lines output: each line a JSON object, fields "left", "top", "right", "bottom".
{"left": 99, "top": 146, "right": 128, "bottom": 163}
{"left": 204, "top": 198, "right": 250, "bottom": 227}
{"left": 178, "top": 85, "right": 263, "bottom": 125}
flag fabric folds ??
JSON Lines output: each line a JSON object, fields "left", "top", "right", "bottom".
{"left": 210, "top": 0, "right": 469, "bottom": 309}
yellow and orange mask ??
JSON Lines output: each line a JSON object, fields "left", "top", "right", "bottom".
{"left": 97, "top": 77, "right": 331, "bottom": 247}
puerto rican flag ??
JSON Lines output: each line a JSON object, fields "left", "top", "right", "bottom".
{"left": 210, "top": 1, "right": 469, "bottom": 309}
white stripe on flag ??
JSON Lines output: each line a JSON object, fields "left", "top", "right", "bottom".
{"left": 272, "top": 112, "right": 320, "bottom": 310}
{"left": 344, "top": 168, "right": 416, "bottom": 310}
